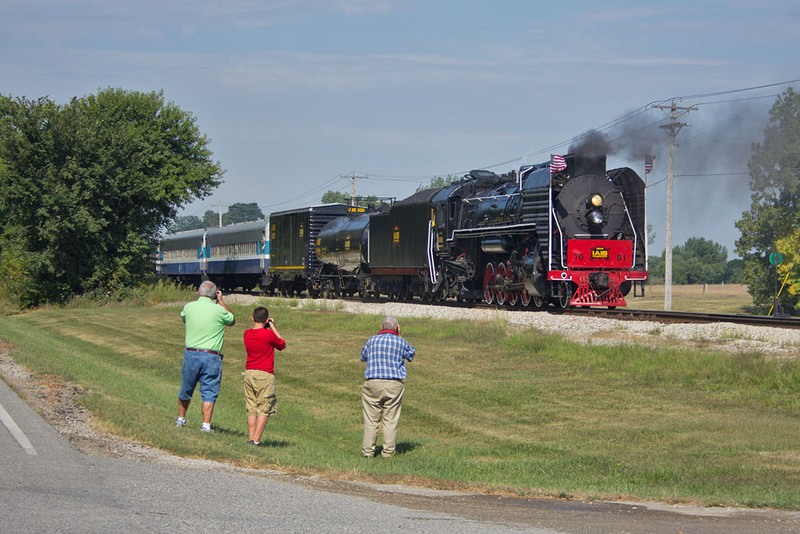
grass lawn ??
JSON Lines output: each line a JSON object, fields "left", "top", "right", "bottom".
{"left": 629, "top": 284, "right": 759, "bottom": 315}
{"left": 0, "top": 295, "right": 798, "bottom": 509}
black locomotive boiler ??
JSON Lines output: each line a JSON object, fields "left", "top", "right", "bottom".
{"left": 315, "top": 153, "right": 648, "bottom": 308}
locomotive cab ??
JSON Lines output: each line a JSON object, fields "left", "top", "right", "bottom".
{"left": 430, "top": 184, "right": 464, "bottom": 256}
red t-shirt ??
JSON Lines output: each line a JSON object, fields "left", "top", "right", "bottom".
{"left": 244, "top": 328, "right": 286, "bottom": 374}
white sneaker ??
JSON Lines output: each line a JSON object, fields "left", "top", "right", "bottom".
{"left": 200, "top": 426, "right": 214, "bottom": 433}
{"left": 175, "top": 418, "right": 186, "bottom": 427}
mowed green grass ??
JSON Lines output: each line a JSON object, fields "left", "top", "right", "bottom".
{"left": 0, "top": 297, "right": 799, "bottom": 509}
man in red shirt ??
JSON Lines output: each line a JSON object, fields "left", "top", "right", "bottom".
{"left": 243, "top": 306, "right": 286, "bottom": 446}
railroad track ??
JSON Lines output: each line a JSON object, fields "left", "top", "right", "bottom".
{"left": 246, "top": 290, "right": 800, "bottom": 329}
{"left": 559, "top": 307, "right": 800, "bottom": 329}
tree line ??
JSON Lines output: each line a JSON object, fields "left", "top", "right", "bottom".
{"left": 647, "top": 237, "right": 742, "bottom": 285}
{"left": 169, "top": 202, "right": 264, "bottom": 232}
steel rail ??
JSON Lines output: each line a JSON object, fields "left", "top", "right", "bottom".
{"left": 242, "top": 290, "right": 800, "bottom": 329}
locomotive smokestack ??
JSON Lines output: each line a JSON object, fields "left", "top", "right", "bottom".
{"left": 568, "top": 130, "right": 614, "bottom": 158}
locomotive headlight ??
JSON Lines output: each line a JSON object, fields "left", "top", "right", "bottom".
{"left": 590, "top": 194, "right": 604, "bottom": 207}
{"left": 588, "top": 210, "right": 604, "bottom": 226}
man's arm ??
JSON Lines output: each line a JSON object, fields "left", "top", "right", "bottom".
{"left": 403, "top": 341, "right": 416, "bottom": 362}
{"left": 215, "top": 291, "right": 236, "bottom": 326}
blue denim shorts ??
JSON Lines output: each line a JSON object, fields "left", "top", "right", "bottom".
{"left": 179, "top": 349, "right": 223, "bottom": 403}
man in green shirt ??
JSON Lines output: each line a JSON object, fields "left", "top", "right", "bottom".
{"left": 176, "top": 280, "right": 236, "bottom": 432}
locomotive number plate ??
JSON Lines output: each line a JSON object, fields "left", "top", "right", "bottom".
{"left": 568, "top": 239, "right": 633, "bottom": 268}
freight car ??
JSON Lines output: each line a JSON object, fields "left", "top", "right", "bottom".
{"left": 266, "top": 204, "right": 371, "bottom": 296}
{"left": 315, "top": 153, "right": 648, "bottom": 308}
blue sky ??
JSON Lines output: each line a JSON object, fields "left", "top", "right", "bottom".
{"left": 3, "top": 0, "right": 799, "bottom": 257}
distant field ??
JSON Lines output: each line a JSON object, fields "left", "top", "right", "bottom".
{"left": 628, "top": 284, "right": 759, "bottom": 315}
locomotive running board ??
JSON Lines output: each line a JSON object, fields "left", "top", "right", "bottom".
{"left": 446, "top": 222, "right": 537, "bottom": 243}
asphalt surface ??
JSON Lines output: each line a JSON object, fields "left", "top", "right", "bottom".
{"left": 1, "top": 377, "right": 798, "bottom": 534}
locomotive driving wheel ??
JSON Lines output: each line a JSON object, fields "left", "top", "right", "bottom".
{"left": 483, "top": 263, "right": 495, "bottom": 304}
{"left": 401, "top": 284, "right": 412, "bottom": 301}
{"left": 519, "top": 281, "right": 531, "bottom": 307}
{"left": 495, "top": 263, "right": 507, "bottom": 305}
{"left": 530, "top": 294, "right": 545, "bottom": 309}
{"left": 508, "top": 269, "right": 522, "bottom": 306}
{"left": 556, "top": 281, "right": 573, "bottom": 309}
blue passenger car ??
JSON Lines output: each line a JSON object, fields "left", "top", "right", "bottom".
{"left": 156, "top": 219, "right": 270, "bottom": 291}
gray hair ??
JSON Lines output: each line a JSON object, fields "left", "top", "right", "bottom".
{"left": 199, "top": 280, "right": 217, "bottom": 298}
{"left": 381, "top": 316, "right": 399, "bottom": 331}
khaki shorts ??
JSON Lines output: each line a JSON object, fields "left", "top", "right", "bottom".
{"left": 243, "top": 369, "right": 277, "bottom": 416}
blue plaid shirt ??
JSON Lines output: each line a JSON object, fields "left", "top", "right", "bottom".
{"left": 361, "top": 330, "right": 415, "bottom": 380}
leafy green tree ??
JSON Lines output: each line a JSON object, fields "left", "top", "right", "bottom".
{"left": 202, "top": 210, "right": 220, "bottom": 228}
{"left": 648, "top": 237, "right": 738, "bottom": 285}
{"left": 672, "top": 237, "right": 728, "bottom": 284}
{"left": 168, "top": 215, "right": 204, "bottom": 233}
{"left": 322, "top": 190, "right": 350, "bottom": 204}
{"left": 724, "top": 258, "right": 744, "bottom": 284}
{"left": 647, "top": 223, "right": 656, "bottom": 246}
{"left": 647, "top": 254, "right": 665, "bottom": 283}
{"left": 321, "top": 190, "right": 379, "bottom": 207}
{"left": 0, "top": 89, "right": 223, "bottom": 306}
{"left": 227, "top": 202, "right": 264, "bottom": 224}
{"left": 415, "top": 175, "right": 459, "bottom": 192}
{"left": 735, "top": 88, "right": 800, "bottom": 309}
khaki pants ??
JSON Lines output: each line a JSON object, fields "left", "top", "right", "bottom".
{"left": 242, "top": 369, "right": 277, "bottom": 417}
{"left": 361, "top": 379, "right": 404, "bottom": 457}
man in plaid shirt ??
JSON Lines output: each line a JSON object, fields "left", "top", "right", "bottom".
{"left": 360, "top": 316, "right": 415, "bottom": 458}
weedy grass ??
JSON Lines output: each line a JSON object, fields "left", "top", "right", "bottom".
{"left": 632, "top": 284, "right": 759, "bottom": 315}
{"left": 0, "top": 298, "right": 799, "bottom": 509}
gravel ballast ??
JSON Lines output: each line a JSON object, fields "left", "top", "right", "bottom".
{"left": 269, "top": 296, "right": 800, "bottom": 358}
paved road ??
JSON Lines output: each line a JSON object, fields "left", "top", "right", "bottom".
{"left": 1, "top": 378, "right": 798, "bottom": 534}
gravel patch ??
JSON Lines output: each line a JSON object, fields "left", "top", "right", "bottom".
{"left": 218, "top": 293, "right": 800, "bottom": 357}
{"left": 286, "top": 297, "right": 800, "bottom": 358}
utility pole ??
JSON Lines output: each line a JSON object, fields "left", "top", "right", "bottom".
{"left": 654, "top": 101, "right": 697, "bottom": 311}
{"left": 215, "top": 203, "right": 228, "bottom": 227}
{"left": 344, "top": 173, "right": 368, "bottom": 206}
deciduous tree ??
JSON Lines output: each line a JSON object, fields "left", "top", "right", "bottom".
{"left": 0, "top": 89, "right": 223, "bottom": 306}
{"left": 168, "top": 215, "right": 204, "bottom": 233}
{"left": 321, "top": 190, "right": 350, "bottom": 204}
{"left": 415, "top": 175, "right": 459, "bottom": 192}
{"left": 735, "top": 88, "right": 800, "bottom": 310}
{"left": 227, "top": 202, "right": 264, "bottom": 224}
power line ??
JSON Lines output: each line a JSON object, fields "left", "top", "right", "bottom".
{"left": 195, "top": 78, "right": 799, "bottom": 212}
{"left": 674, "top": 78, "right": 800, "bottom": 101}
{"left": 692, "top": 93, "right": 781, "bottom": 106}
{"left": 675, "top": 172, "right": 750, "bottom": 177}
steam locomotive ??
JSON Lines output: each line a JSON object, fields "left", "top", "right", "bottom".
{"left": 314, "top": 153, "right": 647, "bottom": 308}
{"left": 157, "top": 153, "right": 648, "bottom": 308}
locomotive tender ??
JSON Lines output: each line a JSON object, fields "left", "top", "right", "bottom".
{"left": 267, "top": 204, "right": 368, "bottom": 296}
{"left": 157, "top": 153, "right": 648, "bottom": 308}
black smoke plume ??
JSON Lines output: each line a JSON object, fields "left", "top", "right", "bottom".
{"left": 568, "top": 129, "right": 615, "bottom": 157}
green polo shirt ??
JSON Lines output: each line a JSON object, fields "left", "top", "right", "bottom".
{"left": 181, "top": 297, "right": 235, "bottom": 353}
